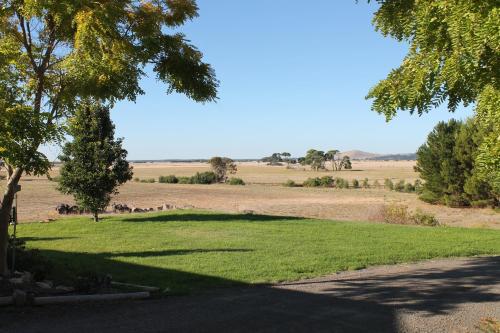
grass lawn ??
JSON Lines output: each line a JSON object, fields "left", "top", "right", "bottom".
{"left": 15, "top": 210, "right": 500, "bottom": 294}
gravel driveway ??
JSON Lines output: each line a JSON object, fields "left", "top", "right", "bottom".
{"left": 1, "top": 256, "right": 499, "bottom": 333}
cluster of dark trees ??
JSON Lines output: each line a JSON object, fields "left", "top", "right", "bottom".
{"left": 416, "top": 119, "right": 498, "bottom": 208}
{"left": 262, "top": 150, "right": 352, "bottom": 172}
{"left": 261, "top": 152, "right": 294, "bottom": 166}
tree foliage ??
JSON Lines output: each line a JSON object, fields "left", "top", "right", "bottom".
{"left": 474, "top": 85, "right": 500, "bottom": 196}
{"left": 340, "top": 156, "right": 352, "bottom": 170}
{"left": 0, "top": 0, "right": 217, "bottom": 274}
{"left": 208, "top": 157, "right": 237, "bottom": 183}
{"left": 57, "top": 103, "right": 133, "bottom": 222}
{"left": 325, "top": 150, "right": 340, "bottom": 171}
{"left": 367, "top": 0, "right": 499, "bottom": 207}
{"left": 415, "top": 119, "right": 496, "bottom": 207}
{"left": 366, "top": 0, "right": 499, "bottom": 120}
{"left": 303, "top": 149, "right": 326, "bottom": 171}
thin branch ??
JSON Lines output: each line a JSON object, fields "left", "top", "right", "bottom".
{"left": 17, "top": 13, "right": 38, "bottom": 71}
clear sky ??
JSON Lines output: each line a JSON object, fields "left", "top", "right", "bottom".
{"left": 43, "top": 0, "right": 474, "bottom": 160}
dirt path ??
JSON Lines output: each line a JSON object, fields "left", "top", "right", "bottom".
{"left": 2, "top": 256, "right": 499, "bottom": 333}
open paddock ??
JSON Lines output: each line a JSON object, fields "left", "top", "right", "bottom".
{"left": 1, "top": 161, "right": 499, "bottom": 229}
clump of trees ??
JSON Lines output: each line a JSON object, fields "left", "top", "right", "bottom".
{"left": 300, "top": 149, "right": 352, "bottom": 171}
{"left": 208, "top": 157, "right": 237, "bottom": 183}
{"left": 415, "top": 119, "right": 497, "bottom": 207}
{"left": 57, "top": 103, "right": 133, "bottom": 222}
{"left": 261, "top": 152, "right": 295, "bottom": 167}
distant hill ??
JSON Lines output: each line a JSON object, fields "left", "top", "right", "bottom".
{"left": 368, "top": 153, "right": 417, "bottom": 161}
{"left": 338, "top": 150, "right": 381, "bottom": 160}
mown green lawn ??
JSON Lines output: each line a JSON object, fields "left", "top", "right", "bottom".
{"left": 15, "top": 210, "right": 500, "bottom": 294}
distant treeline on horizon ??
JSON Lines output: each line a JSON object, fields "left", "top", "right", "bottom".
{"left": 126, "top": 153, "right": 417, "bottom": 164}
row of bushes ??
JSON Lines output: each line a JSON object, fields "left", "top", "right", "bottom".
{"left": 285, "top": 177, "right": 419, "bottom": 190}
{"left": 134, "top": 173, "right": 245, "bottom": 186}
{"left": 384, "top": 179, "right": 423, "bottom": 193}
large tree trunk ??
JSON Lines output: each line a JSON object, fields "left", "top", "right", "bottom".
{"left": 0, "top": 167, "right": 23, "bottom": 276}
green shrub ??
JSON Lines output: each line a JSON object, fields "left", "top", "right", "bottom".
{"left": 419, "top": 190, "right": 442, "bottom": 204}
{"left": 228, "top": 177, "right": 245, "bottom": 185}
{"left": 443, "top": 194, "right": 469, "bottom": 208}
{"left": 177, "top": 176, "right": 192, "bottom": 184}
{"left": 191, "top": 171, "right": 217, "bottom": 184}
{"left": 411, "top": 210, "right": 440, "bottom": 227}
{"left": 303, "top": 177, "right": 322, "bottom": 187}
{"left": 283, "top": 179, "right": 297, "bottom": 187}
{"left": 362, "top": 178, "right": 369, "bottom": 188}
{"left": 394, "top": 180, "right": 405, "bottom": 192}
{"left": 377, "top": 204, "right": 439, "bottom": 227}
{"left": 404, "top": 183, "right": 415, "bottom": 193}
{"left": 8, "top": 237, "right": 52, "bottom": 281}
{"left": 133, "top": 177, "right": 140, "bottom": 182}
{"left": 159, "top": 175, "right": 178, "bottom": 184}
{"left": 384, "top": 178, "right": 394, "bottom": 190}
{"left": 373, "top": 180, "right": 381, "bottom": 188}
{"left": 352, "top": 179, "right": 360, "bottom": 188}
{"left": 334, "top": 177, "right": 349, "bottom": 189}
{"left": 140, "top": 178, "right": 156, "bottom": 183}
{"left": 414, "top": 179, "right": 423, "bottom": 194}
{"left": 470, "top": 199, "right": 493, "bottom": 208}
{"left": 320, "top": 176, "right": 334, "bottom": 187}
{"left": 379, "top": 203, "right": 411, "bottom": 224}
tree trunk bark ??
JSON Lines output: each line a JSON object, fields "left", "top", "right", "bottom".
{"left": 93, "top": 212, "right": 99, "bottom": 223}
{"left": 0, "top": 168, "right": 23, "bottom": 276}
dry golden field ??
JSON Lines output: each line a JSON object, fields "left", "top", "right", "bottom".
{"left": 1, "top": 160, "right": 499, "bottom": 229}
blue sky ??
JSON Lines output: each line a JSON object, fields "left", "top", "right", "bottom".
{"left": 44, "top": 0, "right": 473, "bottom": 160}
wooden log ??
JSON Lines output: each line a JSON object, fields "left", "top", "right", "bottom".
{"left": 33, "top": 292, "right": 150, "bottom": 305}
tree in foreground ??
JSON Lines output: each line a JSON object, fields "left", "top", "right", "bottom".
{"left": 415, "top": 119, "right": 495, "bottom": 207}
{"left": 208, "top": 157, "right": 237, "bottom": 183}
{"left": 58, "top": 103, "right": 133, "bottom": 222}
{"left": 0, "top": 1, "right": 218, "bottom": 275}
{"left": 366, "top": 0, "right": 499, "bottom": 205}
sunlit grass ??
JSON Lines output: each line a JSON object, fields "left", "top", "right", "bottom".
{"left": 16, "top": 210, "right": 500, "bottom": 294}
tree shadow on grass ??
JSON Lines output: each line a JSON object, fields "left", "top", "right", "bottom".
{"left": 119, "top": 212, "right": 306, "bottom": 223}
{"left": 99, "top": 248, "right": 253, "bottom": 258}
{"left": 1, "top": 250, "right": 499, "bottom": 333}
{"left": 19, "top": 237, "right": 78, "bottom": 242}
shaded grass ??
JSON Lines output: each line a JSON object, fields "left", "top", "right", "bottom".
{"left": 15, "top": 210, "right": 500, "bottom": 294}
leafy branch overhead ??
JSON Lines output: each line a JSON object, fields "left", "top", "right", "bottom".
{"left": 366, "top": 1, "right": 499, "bottom": 120}
{"left": 0, "top": 0, "right": 218, "bottom": 275}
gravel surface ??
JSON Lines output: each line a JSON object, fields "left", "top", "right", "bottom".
{"left": 1, "top": 256, "right": 499, "bottom": 333}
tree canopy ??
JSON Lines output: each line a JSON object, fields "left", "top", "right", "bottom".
{"left": 415, "top": 119, "right": 496, "bottom": 207}
{"left": 0, "top": 0, "right": 218, "bottom": 275}
{"left": 58, "top": 102, "right": 133, "bottom": 222}
{"left": 366, "top": 1, "right": 499, "bottom": 120}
